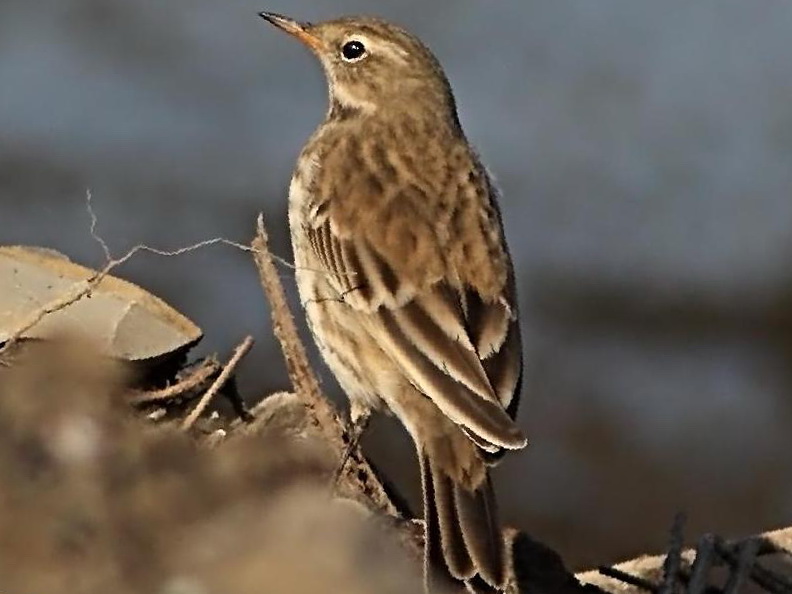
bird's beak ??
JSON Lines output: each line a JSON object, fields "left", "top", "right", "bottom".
{"left": 258, "top": 12, "right": 323, "bottom": 52}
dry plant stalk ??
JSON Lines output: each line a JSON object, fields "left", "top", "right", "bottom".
{"left": 129, "top": 357, "right": 221, "bottom": 404}
{"left": 251, "top": 215, "right": 325, "bottom": 410}
{"left": 181, "top": 336, "right": 254, "bottom": 430}
{"left": 250, "top": 214, "right": 401, "bottom": 518}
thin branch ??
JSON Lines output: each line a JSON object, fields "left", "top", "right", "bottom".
{"left": 129, "top": 358, "right": 221, "bottom": 404}
{"left": 251, "top": 214, "right": 324, "bottom": 409}
{"left": 250, "top": 213, "right": 401, "bottom": 519}
{"left": 181, "top": 336, "right": 254, "bottom": 431}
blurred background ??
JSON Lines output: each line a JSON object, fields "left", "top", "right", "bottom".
{"left": 1, "top": 0, "right": 790, "bottom": 570}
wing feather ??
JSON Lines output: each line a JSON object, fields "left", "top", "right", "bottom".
{"left": 378, "top": 306, "right": 525, "bottom": 449}
{"left": 302, "top": 184, "right": 523, "bottom": 450}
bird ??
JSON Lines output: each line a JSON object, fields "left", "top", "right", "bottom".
{"left": 259, "top": 12, "right": 527, "bottom": 592}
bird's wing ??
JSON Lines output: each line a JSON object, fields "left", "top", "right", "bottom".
{"left": 304, "top": 178, "right": 525, "bottom": 451}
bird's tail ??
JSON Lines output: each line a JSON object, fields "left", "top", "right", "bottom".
{"left": 420, "top": 451, "right": 506, "bottom": 593}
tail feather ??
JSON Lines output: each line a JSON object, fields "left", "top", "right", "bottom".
{"left": 420, "top": 451, "right": 507, "bottom": 591}
{"left": 454, "top": 475, "right": 505, "bottom": 587}
{"left": 431, "top": 462, "right": 476, "bottom": 580}
{"left": 422, "top": 453, "right": 467, "bottom": 594}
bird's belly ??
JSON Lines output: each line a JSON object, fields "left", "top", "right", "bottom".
{"left": 290, "top": 231, "right": 393, "bottom": 414}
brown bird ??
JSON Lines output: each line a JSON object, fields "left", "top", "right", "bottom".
{"left": 259, "top": 12, "right": 527, "bottom": 592}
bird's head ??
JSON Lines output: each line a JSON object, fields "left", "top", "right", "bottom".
{"left": 259, "top": 12, "right": 458, "bottom": 121}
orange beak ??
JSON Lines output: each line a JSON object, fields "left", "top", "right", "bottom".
{"left": 258, "top": 12, "right": 324, "bottom": 52}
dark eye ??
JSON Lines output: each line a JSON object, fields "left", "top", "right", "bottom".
{"left": 341, "top": 40, "right": 367, "bottom": 61}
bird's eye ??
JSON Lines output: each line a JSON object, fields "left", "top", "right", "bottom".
{"left": 341, "top": 40, "right": 367, "bottom": 62}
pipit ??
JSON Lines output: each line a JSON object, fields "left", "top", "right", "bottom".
{"left": 260, "top": 12, "right": 527, "bottom": 592}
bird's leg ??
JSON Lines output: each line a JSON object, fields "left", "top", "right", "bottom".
{"left": 334, "top": 402, "right": 371, "bottom": 482}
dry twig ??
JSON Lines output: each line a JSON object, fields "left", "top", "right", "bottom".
{"left": 251, "top": 216, "right": 324, "bottom": 408}
{"left": 181, "top": 336, "right": 254, "bottom": 431}
{"left": 129, "top": 357, "right": 221, "bottom": 404}
{"left": 250, "top": 213, "right": 401, "bottom": 518}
